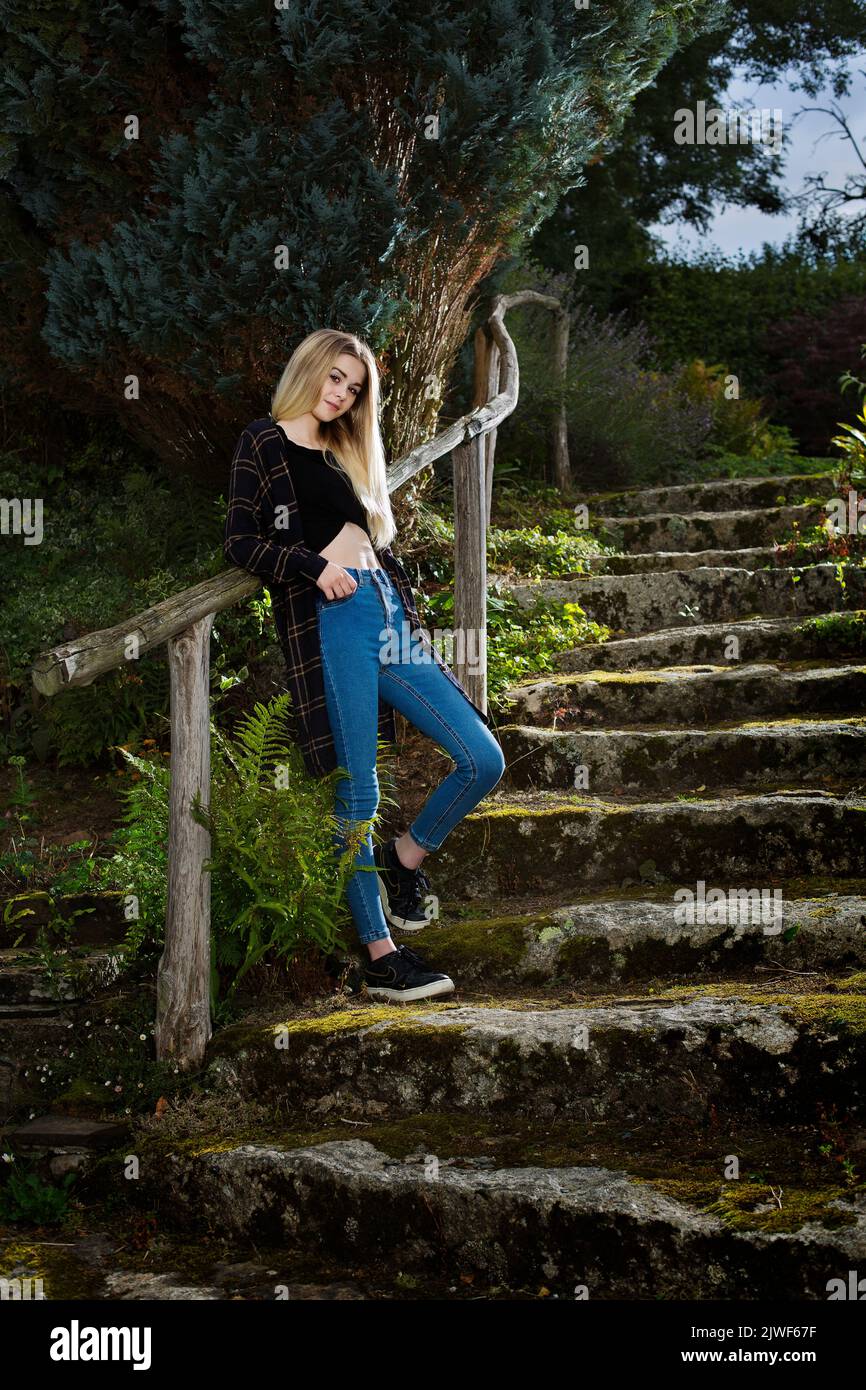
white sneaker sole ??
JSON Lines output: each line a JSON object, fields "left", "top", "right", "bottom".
{"left": 364, "top": 976, "right": 455, "bottom": 1002}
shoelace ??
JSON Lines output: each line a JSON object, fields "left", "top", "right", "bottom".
{"left": 390, "top": 851, "right": 432, "bottom": 912}
{"left": 397, "top": 943, "right": 430, "bottom": 971}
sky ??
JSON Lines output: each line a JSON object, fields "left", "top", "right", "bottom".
{"left": 650, "top": 62, "right": 866, "bottom": 260}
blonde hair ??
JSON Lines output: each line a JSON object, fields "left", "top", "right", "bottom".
{"left": 270, "top": 329, "right": 397, "bottom": 550}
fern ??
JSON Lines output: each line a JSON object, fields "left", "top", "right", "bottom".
{"left": 97, "top": 695, "right": 380, "bottom": 1001}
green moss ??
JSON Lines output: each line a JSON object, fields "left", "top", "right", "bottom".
{"left": 206, "top": 1004, "right": 476, "bottom": 1084}
{"left": 642, "top": 1178, "right": 859, "bottom": 1234}
{"left": 402, "top": 917, "right": 533, "bottom": 975}
{"left": 556, "top": 933, "right": 603, "bottom": 974}
{"left": 652, "top": 981, "right": 866, "bottom": 1032}
{"left": 212, "top": 1001, "right": 464, "bottom": 1053}
{"left": 0, "top": 1239, "right": 102, "bottom": 1299}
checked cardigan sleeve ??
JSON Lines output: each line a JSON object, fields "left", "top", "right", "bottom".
{"left": 223, "top": 428, "right": 329, "bottom": 584}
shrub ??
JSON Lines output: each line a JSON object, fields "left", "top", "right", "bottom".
{"left": 668, "top": 359, "right": 780, "bottom": 460}
{"left": 496, "top": 298, "right": 715, "bottom": 492}
{"left": 0, "top": 440, "right": 262, "bottom": 766}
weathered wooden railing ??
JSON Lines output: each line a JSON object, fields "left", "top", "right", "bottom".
{"left": 30, "top": 291, "right": 568, "bottom": 1069}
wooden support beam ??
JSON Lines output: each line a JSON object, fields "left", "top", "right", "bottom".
{"left": 155, "top": 614, "right": 214, "bottom": 1068}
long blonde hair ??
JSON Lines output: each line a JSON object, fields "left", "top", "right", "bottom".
{"left": 270, "top": 329, "right": 396, "bottom": 550}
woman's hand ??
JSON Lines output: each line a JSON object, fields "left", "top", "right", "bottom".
{"left": 316, "top": 562, "right": 358, "bottom": 600}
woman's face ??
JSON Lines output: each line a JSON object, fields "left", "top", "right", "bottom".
{"left": 315, "top": 353, "right": 367, "bottom": 424}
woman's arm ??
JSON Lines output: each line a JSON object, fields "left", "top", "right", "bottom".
{"left": 223, "top": 427, "right": 329, "bottom": 584}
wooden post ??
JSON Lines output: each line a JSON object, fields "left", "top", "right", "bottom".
{"left": 452, "top": 429, "right": 488, "bottom": 714}
{"left": 474, "top": 326, "right": 501, "bottom": 529}
{"left": 155, "top": 614, "right": 214, "bottom": 1068}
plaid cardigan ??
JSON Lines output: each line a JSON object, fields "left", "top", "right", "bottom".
{"left": 223, "top": 415, "right": 493, "bottom": 778}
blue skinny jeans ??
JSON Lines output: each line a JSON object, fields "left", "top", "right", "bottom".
{"left": 316, "top": 566, "right": 505, "bottom": 946}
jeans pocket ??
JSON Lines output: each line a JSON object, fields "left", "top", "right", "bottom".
{"left": 319, "top": 585, "right": 359, "bottom": 610}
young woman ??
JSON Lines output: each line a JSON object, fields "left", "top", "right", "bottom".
{"left": 224, "top": 329, "right": 505, "bottom": 1003}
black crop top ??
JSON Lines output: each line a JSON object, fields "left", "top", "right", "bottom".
{"left": 281, "top": 436, "right": 372, "bottom": 552}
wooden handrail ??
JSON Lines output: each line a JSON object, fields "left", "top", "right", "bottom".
{"left": 30, "top": 292, "right": 567, "bottom": 1068}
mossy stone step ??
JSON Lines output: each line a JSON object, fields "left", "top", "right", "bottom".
{"left": 502, "top": 663, "right": 866, "bottom": 728}
{"left": 434, "top": 792, "right": 865, "bottom": 895}
{"left": 0, "top": 1226, "right": 427, "bottom": 1301}
{"left": 202, "top": 987, "right": 866, "bottom": 1128}
{"left": 498, "top": 717, "right": 866, "bottom": 792}
{"left": 0, "top": 948, "right": 122, "bottom": 1005}
{"left": 588, "top": 545, "right": 777, "bottom": 573}
{"left": 584, "top": 472, "right": 837, "bottom": 518}
{"left": 125, "top": 1124, "right": 866, "bottom": 1298}
{"left": 596, "top": 503, "right": 826, "bottom": 553}
{"left": 552, "top": 612, "right": 866, "bottom": 674}
{"left": 398, "top": 890, "right": 866, "bottom": 987}
{"left": 504, "top": 564, "right": 866, "bottom": 636}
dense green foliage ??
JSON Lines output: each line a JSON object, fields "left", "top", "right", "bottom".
{"left": 0, "top": 0, "right": 728, "bottom": 468}
{"left": 0, "top": 438, "right": 266, "bottom": 765}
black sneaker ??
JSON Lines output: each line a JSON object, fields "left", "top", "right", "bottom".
{"left": 373, "top": 836, "right": 434, "bottom": 933}
{"left": 363, "top": 944, "right": 454, "bottom": 1002}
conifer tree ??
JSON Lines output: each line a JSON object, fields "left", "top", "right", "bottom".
{"left": 0, "top": 0, "right": 728, "bottom": 472}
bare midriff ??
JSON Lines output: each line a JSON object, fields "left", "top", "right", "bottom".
{"left": 318, "top": 520, "right": 382, "bottom": 571}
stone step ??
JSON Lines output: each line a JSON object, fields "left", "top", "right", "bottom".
{"left": 401, "top": 886, "right": 866, "bottom": 987}
{"left": 584, "top": 471, "right": 836, "bottom": 518}
{"left": 502, "top": 663, "right": 866, "bottom": 729}
{"left": 131, "top": 1120, "right": 866, "bottom": 1298}
{"left": 552, "top": 611, "right": 865, "bottom": 673}
{"left": 1, "top": 1114, "right": 131, "bottom": 1180}
{"left": 0, "top": 1225, "right": 431, "bottom": 1301}
{"left": 503, "top": 564, "right": 866, "bottom": 635}
{"left": 0, "top": 948, "right": 122, "bottom": 1004}
{"left": 434, "top": 791, "right": 865, "bottom": 896}
{"left": 202, "top": 988, "right": 866, "bottom": 1128}
{"left": 587, "top": 546, "right": 777, "bottom": 573}
{"left": 596, "top": 503, "right": 825, "bottom": 553}
{"left": 497, "top": 717, "right": 866, "bottom": 793}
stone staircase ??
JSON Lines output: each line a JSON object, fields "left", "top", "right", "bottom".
{"left": 3, "top": 468, "right": 866, "bottom": 1299}
{"left": 123, "top": 468, "right": 866, "bottom": 1298}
